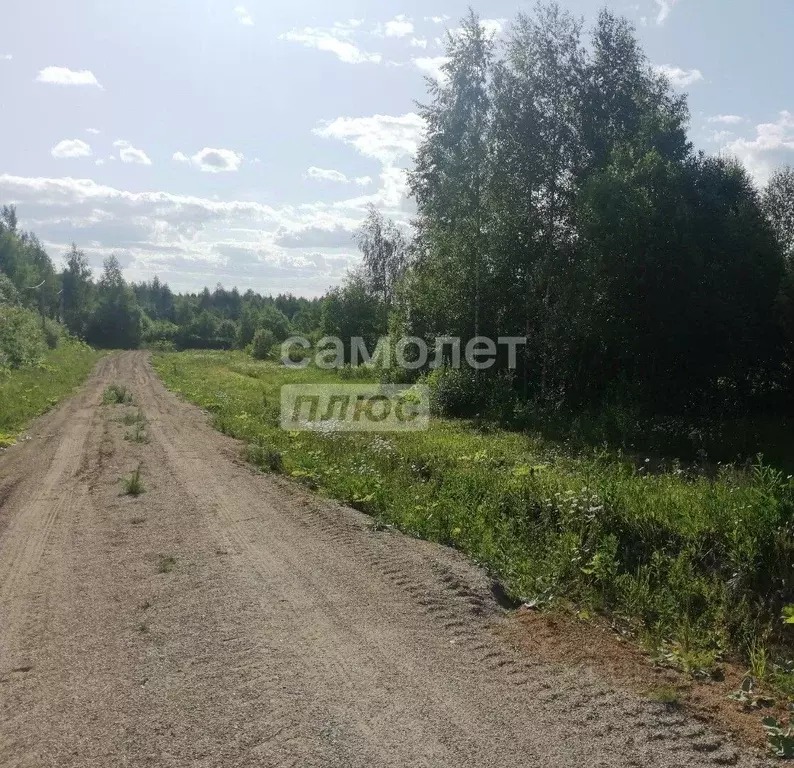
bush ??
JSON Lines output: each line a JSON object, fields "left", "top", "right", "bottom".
{"left": 42, "top": 318, "right": 64, "bottom": 349}
{"left": 251, "top": 328, "right": 277, "bottom": 360}
{"left": 0, "top": 273, "right": 20, "bottom": 306}
{"left": 428, "top": 366, "right": 515, "bottom": 418}
{"left": 0, "top": 306, "right": 46, "bottom": 368}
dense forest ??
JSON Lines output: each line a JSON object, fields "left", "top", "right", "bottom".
{"left": 3, "top": 5, "right": 794, "bottom": 449}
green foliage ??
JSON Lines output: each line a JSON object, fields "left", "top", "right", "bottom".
{"left": 355, "top": 204, "right": 407, "bottom": 333}
{"left": 647, "top": 685, "right": 681, "bottom": 706}
{"left": 122, "top": 464, "right": 145, "bottom": 496}
{"left": 121, "top": 408, "right": 145, "bottom": 425}
{"left": 86, "top": 256, "right": 143, "bottom": 349}
{"left": 728, "top": 676, "right": 774, "bottom": 711}
{"left": 0, "top": 340, "right": 101, "bottom": 440}
{"left": 125, "top": 422, "right": 149, "bottom": 443}
{"left": 403, "top": 4, "right": 790, "bottom": 418}
{"left": 142, "top": 318, "right": 178, "bottom": 347}
{"left": 427, "top": 366, "right": 515, "bottom": 419}
{"left": 762, "top": 716, "right": 794, "bottom": 758}
{"left": 251, "top": 328, "right": 276, "bottom": 360}
{"left": 61, "top": 244, "right": 93, "bottom": 337}
{"left": 321, "top": 271, "right": 382, "bottom": 363}
{"left": 103, "top": 384, "right": 133, "bottom": 405}
{"left": 0, "top": 272, "right": 20, "bottom": 305}
{"left": 155, "top": 350, "right": 794, "bottom": 666}
{"left": 0, "top": 306, "right": 46, "bottom": 368}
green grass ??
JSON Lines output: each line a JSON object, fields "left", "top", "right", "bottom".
{"left": 153, "top": 350, "right": 794, "bottom": 668}
{"left": 103, "top": 384, "right": 133, "bottom": 405}
{"left": 647, "top": 684, "right": 681, "bottom": 706}
{"left": 122, "top": 463, "right": 145, "bottom": 496}
{"left": 125, "top": 421, "right": 149, "bottom": 443}
{"left": 157, "top": 555, "right": 176, "bottom": 574}
{"left": 0, "top": 340, "right": 102, "bottom": 446}
{"left": 120, "top": 408, "right": 145, "bottom": 426}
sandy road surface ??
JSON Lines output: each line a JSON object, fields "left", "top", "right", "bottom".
{"left": 0, "top": 351, "right": 769, "bottom": 767}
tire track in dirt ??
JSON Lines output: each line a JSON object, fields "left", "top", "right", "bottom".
{"left": 0, "top": 351, "right": 774, "bottom": 767}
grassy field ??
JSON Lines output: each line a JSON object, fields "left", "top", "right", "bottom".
{"left": 154, "top": 350, "right": 794, "bottom": 687}
{"left": 0, "top": 341, "right": 102, "bottom": 445}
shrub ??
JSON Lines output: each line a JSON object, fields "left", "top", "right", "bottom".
{"left": 42, "top": 318, "right": 63, "bottom": 349}
{"left": 427, "top": 366, "right": 515, "bottom": 418}
{"left": 0, "top": 306, "right": 46, "bottom": 368}
{"left": 0, "top": 273, "right": 20, "bottom": 306}
{"left": 103, "top": 384, "right": 133, "bottom": 404}
{"left": 122, "top": 464, "right": 145, "bottom": 496}
{"left": 251, "top": 328, "right": 276, "bottom": 360}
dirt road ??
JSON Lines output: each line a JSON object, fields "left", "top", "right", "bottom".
{"left": 0, "top": 352, "right": 767, "bottom": 767}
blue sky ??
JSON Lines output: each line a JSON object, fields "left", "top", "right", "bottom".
{"left": 1, "top": 0, "right": 793, "bottom": 296}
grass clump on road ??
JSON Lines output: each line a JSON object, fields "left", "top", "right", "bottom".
{"left": 153, "top": 351, "right": 794, "bottom": 677}
{"left": 103, "top": 384, "right": 133, "bottom": 405}
{"left": 157, "top": 555, "right": 176, "bottom": 574}
{"left": 122, "top": 463, "right": 145, "bottom": 496}
{"left": 121, "top": 407, "right": 145, "bottom": 426}
{"left": 125, "top": 422, "right": 149, "bottom": 443}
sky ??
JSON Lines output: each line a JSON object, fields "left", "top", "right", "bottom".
{"left": 1, "top": 0, "right": 793, "bottom": 297}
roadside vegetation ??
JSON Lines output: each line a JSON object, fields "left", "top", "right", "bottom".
{"left": 154, "top": 352, "right": 794, "bottom": 688}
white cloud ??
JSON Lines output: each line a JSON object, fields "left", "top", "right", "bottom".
{"left": 36, "top": 66, "right": 101, "bottom": 87}
{"left": 721, "top": 111, "right": 794, "bottom": 186}
{"left": 305, "top": 167, "right": 372, "bottom": 186}
{"left": 410, "top": 37, "right": 428, "bottom": 49}
{"left": 1, "top": 54, "right": 11, "bottom": 61}
{"left": 113, "top": 140, "right": 152, "bottom": 165}
{"left": 653, "top": 64, "right": 703, "bottom": 88}
{"left": 0, "top": 173, "right": 368, "bottom": 294}
{"left": 280, "top": 27, "right": 382, "bottom": 64}
{"left": 95, "top": 159, "right": 105, "bottom": 166}
{"left": 314, "top": 113, "right": 426, "bottom": 217}
{"left": 425, "top": 15, "right": 449, "bottom": 24}
{"left": 314, "top": 113, "right": 425, "bottom": 166}
{"left": 0, "top": 110, "right": 424, "bottom": 293}
{"left": 708, "top": 130, "right": 734, "bottom": 144}
{"left": 654, "top": 0, "right": 682, "bottom": 24}
{"left": 413, "top": 56, "right": 449, "bottom": 83}
{"left": 174, "top": 147, "right": 244, "bottom": 173}
{"left": 51, "top": 139, "right": 93, "bottom": 159}
{"left": 708, "top": 114, "right": 744, "bottom": 125}
{"left": 86, "top": 127, "right": 101, "bottom": 135}
{"left": 335, "top": 19, "right": 363, "bottom": 28}
{"left": 235, "top": 5, "right": 254, "bottom": 26}
{"left": 377, "top": 15, "right": 414, "bottom": 38}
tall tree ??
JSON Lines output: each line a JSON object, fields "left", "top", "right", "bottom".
{"left": 764, "top": 165, "right": 794, "bottom": 265}
{"left": 409, "top": 9, "right": 494, "bottom": 341}
{"left": 61, "top": 244, "right": 93, "bottom": 337}
{"left": 87, "top": 255, "right": 142, "bottom": 348}
{"left": 354, "top": 204, "right": 407, "bottom": 333}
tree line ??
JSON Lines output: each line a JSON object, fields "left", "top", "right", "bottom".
{"left": 331, "top": 5, "right": 794, "bottom": 424}
{"left": 0, "top": 205, "right": 325, "bottom": 355}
